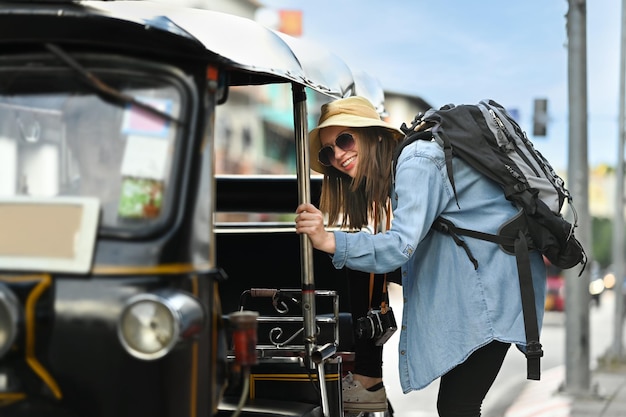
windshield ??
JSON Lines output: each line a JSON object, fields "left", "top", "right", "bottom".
{"left": 0, "top": 56, "right": 186, "bottom": 231}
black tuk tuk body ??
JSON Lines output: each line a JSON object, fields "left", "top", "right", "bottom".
{"left": 0, "top": 2, "right": 233, "bottom": 416}
{"left": 0, "top": 2, "right": 388, "bottom": 417}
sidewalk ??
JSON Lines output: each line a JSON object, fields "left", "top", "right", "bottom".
{"left": 504, "top": 364, "right": 626, "bottom": 417}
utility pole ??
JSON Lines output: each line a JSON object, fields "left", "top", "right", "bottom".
{"left": 610, "top": 0, "right": 626, "bottom": 362}
{"left": 564, "top": 0, "right": 592, "bottom": 395}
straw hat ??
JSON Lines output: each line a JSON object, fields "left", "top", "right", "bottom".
{"left": 309, "top": 96, "right": 404, "bottom": 174}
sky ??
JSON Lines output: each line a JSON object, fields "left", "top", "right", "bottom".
{"left": 258, "top": 0, "right": 622, "bottom": 172}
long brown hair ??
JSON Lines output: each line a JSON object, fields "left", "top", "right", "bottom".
{"left": 318, "top": 126, "right": 402, "bottom": 230}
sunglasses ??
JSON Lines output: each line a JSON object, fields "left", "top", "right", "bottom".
{"left": 318, "top": 133, "right": 356, "bottom": 167}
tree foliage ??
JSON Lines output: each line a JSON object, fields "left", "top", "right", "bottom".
{"left": 592, "top": 216, "right": 618, "bottom": 268}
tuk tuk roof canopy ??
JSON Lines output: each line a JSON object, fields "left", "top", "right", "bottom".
{"left": 0, "top": 0, "right": 388, "bottom": 107}
{"left": 85, "top": 1, "right": 355, "bottom": 99}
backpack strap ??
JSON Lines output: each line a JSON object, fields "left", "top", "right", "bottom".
{"left": 432, "top": 217, "right": 479, "bottom": 269}
{"left": 433, "top": 216, "right": 515, "bottom": 269}
{"left": 392, "top": 130, "right": 433, "bottom": 178}
{"left": 433, "top": 216, "right": 543, "bottom": 380}
{"left": 392, "top": 129, "right": 462, "bottom": 209}
{"left": 513, "top": 230, "right": 543, "bottom": 380}
{"left": 441, "top": 141, "right": 458, "bottom": 209}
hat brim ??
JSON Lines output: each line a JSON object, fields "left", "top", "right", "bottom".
{"left": 309, "top": 117, "right": 404, "bottom": 174}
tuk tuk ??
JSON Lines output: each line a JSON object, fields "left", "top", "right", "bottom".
{"left": 0, "top": 1, "right": 390, "bottom": 417}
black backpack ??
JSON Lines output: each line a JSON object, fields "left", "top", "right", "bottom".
{"left": 393, "top": 99, "right": 587, "bottom": 380}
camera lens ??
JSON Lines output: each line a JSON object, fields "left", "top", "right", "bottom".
{"left": 356, "top": 315, "right": 376, "bottom": 339}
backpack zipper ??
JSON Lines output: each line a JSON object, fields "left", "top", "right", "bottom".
{"left": 489, "top": 109, "right": 542, "bottom": 178}
{"left": 489, "top": 109, "right": 570, "bottom": 208}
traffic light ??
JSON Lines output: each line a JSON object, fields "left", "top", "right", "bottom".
{"left": 533, "top": 98, "right": 548, "bottom": 137}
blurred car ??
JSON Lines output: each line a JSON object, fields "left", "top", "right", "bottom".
{"left": 544, "top": 260, "right": 606, "bottom": 311}
{"left": 545, "top": 274, "right": 565, "bottom": 311}
{"left": 586, "top": 260, "right": 604, "bottom": 306}
{"left": 544, "top": 257, "right": 565, "bottom": 311}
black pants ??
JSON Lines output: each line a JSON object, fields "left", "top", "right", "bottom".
{"left": 347, "top": 268, "right": 385, "bottom": 378}
{"left": 437, "top": 340, "right": 511, "bottom": 417}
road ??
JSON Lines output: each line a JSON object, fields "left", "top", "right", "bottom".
{"left": 382, "top": 283, "right": 617, "bottom": 417}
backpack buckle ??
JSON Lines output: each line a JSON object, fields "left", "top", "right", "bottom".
{"left": 526, "top": 341, "right": 544, "bottom": 358}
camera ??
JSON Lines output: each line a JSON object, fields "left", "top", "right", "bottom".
{"left": 356, "top": 308, "right": 397, "bottom": 346}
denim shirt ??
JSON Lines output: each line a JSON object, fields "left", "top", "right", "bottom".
{"left": 332, "top": 140, "right": 546, "bottom": 392}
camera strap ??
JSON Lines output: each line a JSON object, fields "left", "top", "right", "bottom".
{"left": 368, "top": 272, "right": 390, "bottom": 314}
{"left": 369, "top": 202, "right": 392, "bottom": 314}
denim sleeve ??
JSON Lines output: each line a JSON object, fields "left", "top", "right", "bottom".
{"left": 331, "top": 142, "right": 451, "bottom": 274}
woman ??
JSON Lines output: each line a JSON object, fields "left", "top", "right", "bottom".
{"left": 308, "top": 95, "right": 404, "bottom": 413}
{"left": 296, "top": 96, "right": 546, "bottom": 417}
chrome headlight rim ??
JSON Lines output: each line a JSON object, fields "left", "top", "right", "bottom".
{"left": 117, "top": 292, "right": 180, "bottom": 361}
{"left": 117, "top": 289, "right": 205, "bottom": 361}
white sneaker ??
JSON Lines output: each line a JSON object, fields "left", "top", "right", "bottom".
{"left": 342, "top": 372, "right": 388, "bottom": 412}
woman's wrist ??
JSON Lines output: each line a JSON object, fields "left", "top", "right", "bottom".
{"left": 321, "top": 231, "right": 336, "bottom": 254}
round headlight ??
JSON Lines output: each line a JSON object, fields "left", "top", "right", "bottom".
{"left": 118, "top": 290, "right": 204, "bottom": 360}
{"left": 0, "top": 283, "right": 20, "bottom": 358}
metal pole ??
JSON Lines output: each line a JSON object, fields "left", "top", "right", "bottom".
{"left": 292, "top": 84, "right": 333, "bottom": 416}
{"left": 611, "top": 0, "right": 626, "bottom": 361}
{"left": 292, "top": 84, "right": 317, "bottom": 367}
{"left": 565, "top": 0, "right": 591, "bottom": 395}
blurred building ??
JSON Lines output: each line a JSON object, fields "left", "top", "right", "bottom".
{"left": 384, "top": 91, "right": 433, "bottom": 133}
{"left": 588, "top": 165, "right": 614, "bottom": 218}
{"left": 142, "top": 0, "right": 427, "bottom": 176}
